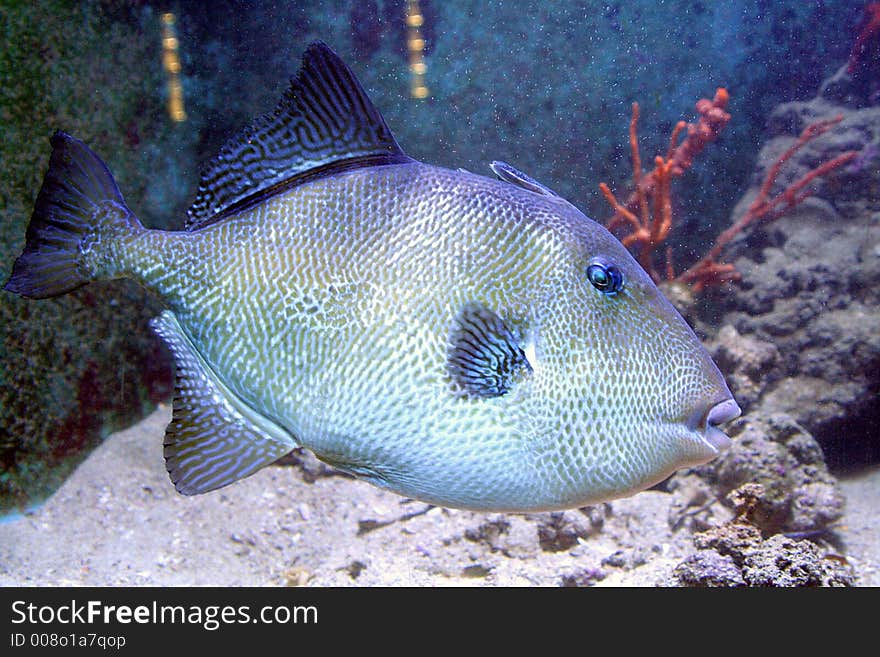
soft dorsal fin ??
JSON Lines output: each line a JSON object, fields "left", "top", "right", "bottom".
{"left": 489, "top": 161, "right": 560, "bottom": 197}
{"left": 186, "top": 41, "right": 411, "bottom": 230}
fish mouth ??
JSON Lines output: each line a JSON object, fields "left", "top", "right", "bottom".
{"left": 688, "top": 398, "right": 742, "bottom": 453}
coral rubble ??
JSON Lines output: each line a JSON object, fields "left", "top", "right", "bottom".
{"left": 674, "top": 484, "right": 855, "bottom": 587}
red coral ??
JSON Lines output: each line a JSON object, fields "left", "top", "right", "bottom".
{"left": 601, "top": 89, "right": 730, "bottom": 280}
{"left": 601, "top": 96, "right": 857, "bottom": 294}
{"left": 848, "top": 2, "right": 880, "bottom": 74}
{"left": 678, "top": 117, "right": 857, "bottom": 292}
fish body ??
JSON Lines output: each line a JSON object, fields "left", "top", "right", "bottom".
{"left": 5, "top": 43, "right": 739, "bottom": 511}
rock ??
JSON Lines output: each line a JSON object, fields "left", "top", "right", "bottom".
{"left": 601, "top": 547, "right": 650, "bottom": 570}
{"left": 708, "top": 412, "right": 845, "bottom": 533}
{"left": 343, "top": 560, "right": 367, "bottom": 580}
{"left": 464, "top": 515, "right": 511, "bottom": 547}
{"left": 742, "top": 534, "right": 855, "bottom": 587}
{"left": 710, "top": 325, "right": 780, "bottom": 411}
{"left": 671, "top": 411, "right": 845, "bottom": 534}
{"left": 719, "top": 92, "right": 880, "bottom": 451}
{"left": 666, "top": 472, "right": 732, "bottom": 533}
{"left": 461, "top": 564, "right": 492, "bottom": 578}
{"left": 535, "top": 508, "right": 606, "bottom": 552}
{"left": 464, "top": 515, "right": 541, "bottom": 560}
{"left": 560, "top": 566, "right": 607, "bottom": 587}
{"left": 282, "top": 566, "right": 311, "bottom": 586}
{"left": 498, "top": 517, "right": 543, "bottom": 560}
{"left": 759, "top": 377, "right": 866, "bottom": 432}
{"left": 819, "top": 62, "right": 880, "bottom": 110}
{"left": 789, "top": 482, "right": 846, "bottom": 533}
{"left": 674, "top": 551, "right": 745, "bottom": 587}
{"left": 680, "top": 530, "right": 855, "bottom": 587}
{"left": 675, "top": 484, "right": 856, "bottom": 587}
{"left": 693, "top": 515, "right": 763, "bottom": 562}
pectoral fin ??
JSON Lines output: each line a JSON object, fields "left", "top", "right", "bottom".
{"left": 150, "top": 311, "right": 297, "bottom": 495}
{"left": 448, "top": 303, "right": 533, "bottom": 398}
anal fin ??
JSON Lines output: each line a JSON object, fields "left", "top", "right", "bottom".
{"left": 150, "top": 311, "right": 297, "bottom": 495}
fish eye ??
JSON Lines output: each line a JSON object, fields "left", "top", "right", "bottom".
{"left": 586, "top": 260, "right": 624, "bottom": 295}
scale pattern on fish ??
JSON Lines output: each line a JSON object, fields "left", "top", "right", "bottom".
{"left": 4, "top": 42, "right": 740, "bottom": 511}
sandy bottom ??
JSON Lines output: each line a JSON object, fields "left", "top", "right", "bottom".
{"left": 1, "top": 405, "right": 876, "bottom": 586}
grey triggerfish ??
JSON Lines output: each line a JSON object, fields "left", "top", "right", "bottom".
{"left": 4, "top": 42, "right": 740, "bottom": 511}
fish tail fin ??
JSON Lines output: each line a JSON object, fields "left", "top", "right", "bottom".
{"left": 4, "top": 131, "right": 143, "bottom": 299}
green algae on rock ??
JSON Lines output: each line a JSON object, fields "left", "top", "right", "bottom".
{"left": 0, "top": 1, "right": 199, "bottom": 512}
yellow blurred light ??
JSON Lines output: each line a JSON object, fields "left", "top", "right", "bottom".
{"left": 160, "top": 12, "right": 186, "bottom": 122}
{"left": 406, "top": 0, "right": 428, "bottom": 102}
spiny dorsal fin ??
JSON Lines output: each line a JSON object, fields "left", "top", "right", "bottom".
{"left": 150, "top": 311, "right": 297, "bottom": 494}
{"left": 490, "top": 161, "right": 560, "bottom": 197}
{"left": 448, "top": 303, "right": 533, "bottom": 398}
{"left": 186, "top": 41, "right": 411, "bottom": 230}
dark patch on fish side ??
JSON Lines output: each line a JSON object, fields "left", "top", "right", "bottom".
{"left": 448, "top": 303, "right": 533, "bottom": 398}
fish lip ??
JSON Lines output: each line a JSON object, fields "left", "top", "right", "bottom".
{"left": 707, "top": 398, "right": 741, "bottom": 427}
{"left": 688, "top": 398, "right": 741, "bottom": 453}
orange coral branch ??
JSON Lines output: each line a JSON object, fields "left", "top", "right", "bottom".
{"left": 651, "top": 156, "right": 673, "bottom": 246}
{"left": 605, "top": 90, "right": 730, "bottom": 230}
{"left": 677, "top": 115, "right": 857, "bottom": 292}
{"left": 630, "top": 103, "right": 650, "bottom": 230}
{"left": 601, "top": 182, "right": 641, "bottom": 234}
{"left": 601, "top": 92, "right": 857, "bottom": 296}
{"left": 601, "top": 89, "right": 730, "bottom": 281}
{"left": 668, "top": 88, "right": 730, "bottom": 177}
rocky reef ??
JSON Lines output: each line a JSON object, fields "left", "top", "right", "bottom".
{"left": 669, "top": 411, "right": 845, "bottom": 535}
{"left": 674, "top": 484, "right": 855, "bottom": 586}
{"left": 715, "top": 65, "right": 880, "bottom": 466}
{"left": 666, "top": 59, "right": 879, "bottom": 584}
